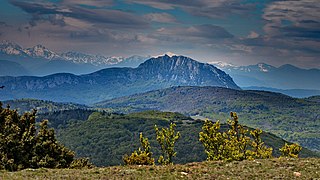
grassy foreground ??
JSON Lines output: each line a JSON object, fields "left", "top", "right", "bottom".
{"left": 1, "top": 158, "right": 320, "bottom": 179}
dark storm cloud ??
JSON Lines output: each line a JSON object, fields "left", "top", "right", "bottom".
{"left": 260, "top": 0, "right": 320, "bottom": 58}
{"left": 128, "top": 0, "right": 256, "bottom": 18}
{"left": 62, "top": 0, "right": 114, "bottom": 7}
{"left": 280, "top": 25, "right": 320, "bottom": 39}
{"left": 0, "top": 21, "right": 8, "bottom": 26}
{"left": 10, "top": 0, "right": 148, "bottom": 29}
{"left": 263, "top": 0, "right": 320, "bottom": 40}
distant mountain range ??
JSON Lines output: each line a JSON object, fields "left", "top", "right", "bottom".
{"left": 242, "top": 86, "right": 320, "bottom": 98}
{"left": 2, "top": 40, "right": 319, "bottom": 94}
{"left": 94, "top": 86, "right": 320, "bottom": 152}
{"left": 0, "top": 55, "right": 239, "bottom": 104}
{"left": 0, "top": 40, "right": 149, "bottom": 76}
{"left": 212, "top": 62, "right": 320, "bottom": 91}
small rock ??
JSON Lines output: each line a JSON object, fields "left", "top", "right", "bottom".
{"left": 181, "top": 172, "right": 188, "bottom": 175}
{"left": 293, "top": 172, "right": 301, "bottom": 177}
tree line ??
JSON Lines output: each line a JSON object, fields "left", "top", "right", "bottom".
{"left": 123, "top": 112, "right": 302, "bottom": 165}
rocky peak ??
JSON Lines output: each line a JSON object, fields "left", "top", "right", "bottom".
{"left": 0, "top": 40, "right": 26, "bottom": 56}
{"left": 25, "top": 44, "right": 60, "bottom": 60}
{"left": 210, "top": 61, "right": 237, "bottom": 69}
{"left": 61, "top": 51, "right": 125, "bottom": 66}
{"left": 256, "top": 63, "right": 275, "bottom": 73}
{"left": 138, "top": 55, "right": 240, "bottom": 89}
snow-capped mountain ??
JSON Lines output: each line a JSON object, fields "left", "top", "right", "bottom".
{"left": 152, "top": 52, "right": 177, "bottom": 58}
{"left": 115, "top": 55, "right": 150, "bottom": 67}
{"left": 209, "top": 61, "right": 237, "bottom": 69}
{"left": 24, "top": 44, "right": 61, "bottom": 60}
{"left": 0, "top": 41, "right": 151, "bottom": 76}
{"left": 214, "top": 61, "right": 320, "bottom": 90}
{"left": 0, "top": 40, "right": 28, "bottom": 56}
{"left": 0, "top": 41, "right": 135, "bottom": 67}
{"left": 61, "top": 52, "right": 125, "bottom": 66}
{"left": 212, "top": 61, "right": 275, "bottom": 73}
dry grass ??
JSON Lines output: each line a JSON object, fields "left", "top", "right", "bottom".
{"left": 1, "top": 158, "right": 320, "bottom": 179}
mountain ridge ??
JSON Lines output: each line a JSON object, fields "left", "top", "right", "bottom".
{"left": 213, "top": 62, "right": 320, "bottom": 90}
{"left": 243, "top": 86, "right": 320, "bottom": 98}
{"left": 0, "top": 55, "right": 240, "bottom": 104}
{"left": 0, "top": 40, "right": 148, "bottom": 67}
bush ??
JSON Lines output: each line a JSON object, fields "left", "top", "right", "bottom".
{"left": 249, "top": 129, "right": 273, "bottom": 159}
{"left": 199, "top": 112, "right": 273, "bottom": 161}
{"left": 279, "top": 143, "right": 302, "bottom": 158}
{"left": 198, "top": 120, "right": 226, "bottom": 161}
{"left": 69, "top": 158, "right": 94, "bottom": 169}
{"left": 123, "top": 132, "right": 155, "bottom": 165}
{"left": 155, "top": 123, "right": 180, "bottom": 165}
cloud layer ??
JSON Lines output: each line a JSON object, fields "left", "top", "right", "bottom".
{"left": 0, "top": 0, "right": 319, "bottom": 68}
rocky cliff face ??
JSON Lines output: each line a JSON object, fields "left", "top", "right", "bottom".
{"left": 137, "top": 55, "right": 240, "bottom": 89}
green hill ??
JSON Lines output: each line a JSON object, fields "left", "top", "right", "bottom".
{"left": 95, "top": 86, "right": 320, "bottom": 152}
{"left": 3, "top": 99, "right": 87, "bottom": 114}
{"left": 56, "top": 110, "right": 318, "bottom": 167}
{"left": 37, "top": 109, "right": 96, "bottom": 129}
{"left": 305, "top": 96, "right": 320, "bottom": 103}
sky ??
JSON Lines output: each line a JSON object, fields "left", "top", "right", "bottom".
{"left": 0, "top": 0, "right": 319, "bottom": 68}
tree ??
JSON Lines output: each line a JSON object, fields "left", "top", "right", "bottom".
{"left": 123, "top": 132, "right": 155, "bottom": 165}
{"left": 154, "top": 123, "right": 180, "bottom": 165}
{"left": 225, "top": 112, "right": 251, "bottom": 161}
{"left": 31, "top": 120, "right": 74, "bottom": 168}
{"left": 0, "top": 102, "right": 89, "bottom": 171}
{"left": 279, "top": 143, "right": 302, "bottom": 158}
{"left": 199, "top": 112, "right": 273, "bottom": 161}
{"left": 249, "top": 129, "right": 273, "bottom": 159}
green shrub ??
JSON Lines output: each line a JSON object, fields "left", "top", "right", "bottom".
{"left": 199, "top": 112, "right": 273, "bottom": 161}
{"left": 279, "top": 143, "right": 302, "bottom": 158}
{"left": 249, "top": 129, "right": 273, "bottom": 159}
{"left": 154, "top": 123, "right": 180, "bottom": 165}
{"left": 123, "top": 132, "right": 155, "bottom": 165}
{"left": 199, "top": 120, "right": 225, "bottom": 161}
{"left": 69, "top": 158, "right": 94, "bottom": 169}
